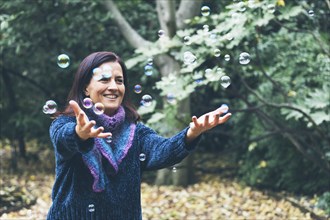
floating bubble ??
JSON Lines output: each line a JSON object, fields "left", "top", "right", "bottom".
{"left": 308, "top": 10, "right": 314, "bottom": 17}
{"left": 93, "top": 68, "right": 102, "bottom": 74}
{"left": 139, "top": 153, "right": 146, "bottom": 161}
{"left": 88, "top": 204, "right": 95, "bottom": 212}
{"left": 205, "top": 68, "right": 213, "bottom": 78}
{"left": 214, "top": 49, "right": 221, "bottom": 57}
{"left": 183, "top": 36, "right": 191, "bottom": 45}
{"left": 134, "top": 84, "right": 142, "bottom": 94}
{"left": 172, "top": 166, "right": 177, "bottom": 173}
{"left": 158, "top": 30, "right": 165, "bottom": 38}
{"left": 144, "top": 64, "right": 153, "bottom": 76}
{"left": 83, "top": 98, "right": 93, "bottom": 109}
{"left": 224, "top": 54, "right": 231, "bottom": 61}
{"left": 141, "top": 94, "right": 153, "bottom": 107}
{"left": 201, "top": 6, "right": 210, "bottom": 16}
{"left": 93, "top": 102, "right": 105, "bottom": 115}
{"left": 220, "top": 75, "right": 231, "bottom": 88}
{"left": 267, "top": 4, "right": 276, "bottom": 14}
{"left": 166, "top": 93, "right": 176, "bottom": 104}
{"left": 102, "top": 72, "right": 112, "bottom": 79}
{"left": 105, "top": 134, "right": 112, "bottom": 143}
{"left": 43, "top": 100, "right": 57, "bottom": 114}
{"left": 220, "top": 104, "right": 229, "bottom": 114}
{"left": 226, "top": 33, "right": 234, "bottom": 41}
{"left": 57, "top": 54, "right": 70, "bottom": 68}
{"left": 203, "top": 25, "right": 209, "bottom": 33}
{"left": 183, "top": 51, "right": 197, "bottom": 65}
{"left": 239, "top": 52, "right": 251, "bottom": 65}
{"left": 147, "top": 58, "right": 153, "bottom": 65}
{"left": 102, "top": 64, "right": 112, "bottom": 71}
{"left": 237, "top": 2, "right": 246, "bottom": 12}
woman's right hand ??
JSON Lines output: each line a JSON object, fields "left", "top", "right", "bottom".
{"left": 69, "top": 100, "right": 112, "bottom": 140}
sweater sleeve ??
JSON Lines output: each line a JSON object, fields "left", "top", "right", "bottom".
{"left": 49, "top": 116, "right": 94, "bottom": 162}
{"left": 137, "top": 123, "right": 200, "bottom": 171}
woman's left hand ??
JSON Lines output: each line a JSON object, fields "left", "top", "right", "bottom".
{"left": 186, "top": 105, "right": 232, "bottom": 142}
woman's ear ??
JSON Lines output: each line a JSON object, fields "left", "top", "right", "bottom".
{"left": 84, "top": 88, "right": 90, "bottom": 96}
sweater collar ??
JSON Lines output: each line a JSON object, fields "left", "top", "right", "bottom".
{"left": 82, "top": 106, "right": 136, "bottom": 192}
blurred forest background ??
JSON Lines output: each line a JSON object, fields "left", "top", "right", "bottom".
{"left": 1, "top": 0, "right": 329, "bottom": 219}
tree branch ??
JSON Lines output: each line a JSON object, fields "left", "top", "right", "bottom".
{"left": 240, "top": 77, "right": 327, "bottom": 140}
{"left": 156, "top": 0, "right": 176, "bottom": 38}
{"left": 176, "top": 0, "right": 203, "bottom": 29}
{"left": 103, "top": 0, "right": 152, "bottom": 49}
{"left": 326, "top": 0, "right": 330, "bottom": 10}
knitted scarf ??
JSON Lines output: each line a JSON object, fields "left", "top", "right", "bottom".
{"left": 82, "top": 106, "right": 136, "bottom": 192}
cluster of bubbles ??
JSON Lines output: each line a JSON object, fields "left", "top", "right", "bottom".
{"left": 93, "top": 64, "right": 112, "bottom": 80}
{"left": 180, "top": 6, "right": 253, "bottom": 90}
{"left": 83, "top": 98, "right": 105, "bottom": 115}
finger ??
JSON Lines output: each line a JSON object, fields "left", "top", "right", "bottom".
{"left": 69, "top": 100, "right": 81, "bottom": 117}
{"left": 91, "top": 126, "right": 104, "bottom": 136}
{"left": 77, "top": 111, "right": 88, "bottom": 127}
{"left": 213, "top": 113, "right": 220, "bottom": 125}
{"left": 192, "top": 116, "right": 198, "bottom": 126}
{"left": 204, "top": 115, "right": 209, "bottom": 125}
{"left": 97, "top": 132, "right": 112, "bottom": 139}
{"left": 85, "top": 120, "right": 96, "bottom": 130}
{"left": 219, "top": 113, "right": 232, "bottom": 123}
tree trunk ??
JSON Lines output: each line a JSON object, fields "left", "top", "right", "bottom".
{"left": 104, "top": 0, "right": 203, "bottom": 186}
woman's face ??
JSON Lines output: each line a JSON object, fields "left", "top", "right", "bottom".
{"left": 85, "top": 61, "right": 125, "bottom": 116}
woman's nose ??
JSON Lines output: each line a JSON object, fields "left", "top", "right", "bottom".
{"left": 107, "top": 79, "right": 118, "bottom": 90}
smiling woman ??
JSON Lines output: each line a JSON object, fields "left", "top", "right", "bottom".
{"left": 46, "top": 51, "right": 231, "bottom": 220}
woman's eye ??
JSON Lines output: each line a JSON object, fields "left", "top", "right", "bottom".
{"left": 116, "top": 78, "right": 124, "bottom": 83}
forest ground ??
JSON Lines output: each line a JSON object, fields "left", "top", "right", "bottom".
{"left": 0, "top": 145, "right": 329, "bottom": 220}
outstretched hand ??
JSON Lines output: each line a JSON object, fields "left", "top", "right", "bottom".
{"left": 69, "top": 100, "right": 112, "bottom": 140}
{"left": 186, "top": 105, "right": 232, "bottom": 143}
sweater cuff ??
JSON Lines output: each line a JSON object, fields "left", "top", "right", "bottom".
{"left": 183, "top": 126, "right": 201, "bottom": 151}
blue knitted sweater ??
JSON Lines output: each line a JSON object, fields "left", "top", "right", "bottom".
{"left": 47, "top": 115, "right": 199, "bottom": 220}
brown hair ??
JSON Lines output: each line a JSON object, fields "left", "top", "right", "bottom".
{"left": 59, "top": 51, "right": 140, "bottom": 122}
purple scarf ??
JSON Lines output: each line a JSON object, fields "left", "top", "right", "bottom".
{"left": 82, "top": 106, "right": 136, "bottom": 192}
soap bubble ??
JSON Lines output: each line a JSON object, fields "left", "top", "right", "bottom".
{"left": 158, "top": 30, "right": 165, "bottom": 38}
{"left": 214, "top": 49, "right": 221, "bottom": 57}
{"left": 220, "top": 104, "right": 229, "bottom": 114}
{"left": 224, "top": 54, "right": 231, "bottom": 61}
{"left": 166, "top": 93, "right": 176, "bottom": 104}
{"left": 220, "top": 75, "right": 231, "bottom": 88}
{"left": 139, "top": 153, "right": 146, "bottom": 161}
{"left": 308, "top": 10, "right": 314, "bottom": 17}
{"left": 183, "top": 51, "right": 197, "bottom": 65}
{"left": 147, "top": 58, "right": 153, "bottom": 65}
{"left": 239, "top": 52, "right": 251, "bottom": 65}
{"left": 43, "top": 100, "right": 57, "bottom": 114}
{"left": 57, "top": 54, "right": 70, "bottom": 68}
{"left": 144, "top": 64, "right": 153, "bottom": 76}
{"left": 172, "top": 166, "right": 177, "bottom": 172}
{"left": 183, "top": 36, "right": 191, "bottom": 45}
{"left": 83, "top": 98, "right": 93, "bottom": 109}
{"left": 141, "top": 94, "right": 153, "bottom": 107}
{"left": 134, "top": 84, "right": 142, "bottom": 94}
{"left": 201, "top": 6, "right": 210, "bottom": 16}
{"left": 267, "top": 4, "right": 276, "bottom": 14}
{"left": 102, "top": 64, "right": 112, "bottom": 71}
{"left": 88, "top": 204, "right": 95, "bottom": 212}
{"left": 93, "top": 102, "right": 105, "bottom": 115}
{"left": 105, "top": 134, "right": 112, "bottom": 143}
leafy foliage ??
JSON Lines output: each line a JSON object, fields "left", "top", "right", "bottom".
{"left": 126, "top": 0, "right": 330, "bottom": 193}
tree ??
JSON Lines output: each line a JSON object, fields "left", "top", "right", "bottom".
{"left": 103, "top": 0, "right": 203, "bottom": 186}
{"left": 126, "top": 0, "right": 330, "bottom": 193}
